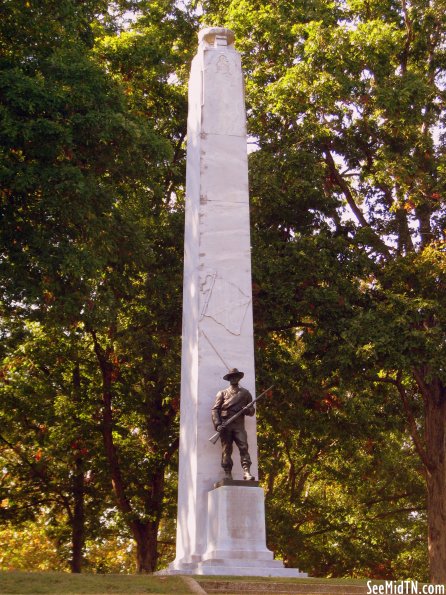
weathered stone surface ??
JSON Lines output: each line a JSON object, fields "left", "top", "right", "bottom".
{"left": 172, "top": 485, "right": 307, "bottom": 576}
{"left": 204, "top": 486, "right": 272, "bottom": 561}
{"left": 163, "top": 27, "right": 306, "bottom": 578}
{"left": 168, "top": 26, "right": 258, "bottom": 572}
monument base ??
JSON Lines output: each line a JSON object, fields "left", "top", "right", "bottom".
{"left": 162, "top": 563, "right": 307, "bottom": 577}
{"left": 161, "top": 484, "right": 307, "bottom": 577}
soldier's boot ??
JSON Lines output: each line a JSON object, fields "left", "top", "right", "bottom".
{"left": 223, "top": 468, "right": 233, "bottom": 480}
{"left": 242, "top": 465, "right": 255, "bottom": 481}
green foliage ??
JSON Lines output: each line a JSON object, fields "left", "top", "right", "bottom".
{"left": 200, "top": 0, "right": 446, "bottom": 580}
{"left": 0, "top": 0, "right": 194, "bottom": 573}
{"left": 0, "top": 320, "right": 111, "bottom": 568}
{"left": 2, "top": 0, "right": 446, "bottom": 579}
{"left": 0, "top": 519, "right": 67, "bottom": 572}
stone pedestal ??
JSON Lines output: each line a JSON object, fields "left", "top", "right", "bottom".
{"left": 169, "top": 485, "right": 306, "bottom": 577}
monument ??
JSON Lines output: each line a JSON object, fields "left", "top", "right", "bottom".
{"left": 166, "top": 26, "right": 306, "bottom": 577}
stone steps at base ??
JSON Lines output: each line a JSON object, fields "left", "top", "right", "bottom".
{"left": 198, "top": 581, "right": 368, "bottom": 595}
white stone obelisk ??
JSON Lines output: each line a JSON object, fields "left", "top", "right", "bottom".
{"left": 166, "top": 27, "right": 306, "bottom": 577}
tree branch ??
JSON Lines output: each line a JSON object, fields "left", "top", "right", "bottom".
{"left": 365, "top": 491, "right": 415, "bottom": 507}
{"left": 89, "top": 329, "right": 135, "bottom": 521}
{"left": 396, "top": 374, "right": 432, "bottom": 473}
{"left": 400, "top": 0, "right": 413, "bottom": 75}
{"left": 412, "top": 366, "right": 431, "bottom": 408}
{"left": 163, "top": 436, "right": 179, "bottom": 464}
{"left": 255, "top": 321, "right": 316, "bottom": 333}
{"left": 323, "top": 148, "right": 391, "bottom": 258}
{"left": 371, "top": 506, "right": 424, "bottom": 520}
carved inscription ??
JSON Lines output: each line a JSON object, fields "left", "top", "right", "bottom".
{"left": 226, "top": 491, "right": 253, "bottom": 539}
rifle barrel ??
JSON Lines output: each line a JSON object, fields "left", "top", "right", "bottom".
{"left": 208, "top": 385, "right": 273, "bottom": 444}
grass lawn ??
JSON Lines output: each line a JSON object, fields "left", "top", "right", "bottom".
{"left": 0, "top": 571, "right": 191, "bottom": 594}
{"left": 195, "top": 576, "right": 370, "bottom": 586}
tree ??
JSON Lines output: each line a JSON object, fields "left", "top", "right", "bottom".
{"left": 201, "top": 0, "right": 446, "bottom": 582}
{"left": 0, "top": 319, "right": 112, "bottom": 573}
{"left": 72, "top": 2, "right": 196, "bottom": 571}
{"left": 255, "top": 331, "right": 426, "bottom": 578}
{"left": 4, "top": 0, "right": 444, "bottom": 579}
{"left": 0, "top": 0, "right": 196, "bottom": 572}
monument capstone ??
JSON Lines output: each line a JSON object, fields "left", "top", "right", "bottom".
{"left": 164, "top": 26, "right": 307, "bottom": 577}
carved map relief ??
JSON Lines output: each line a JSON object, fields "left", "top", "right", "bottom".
{"left": 200, "top": 272, "right": 251, "bottom": 335}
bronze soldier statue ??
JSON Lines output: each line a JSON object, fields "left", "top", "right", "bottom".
{"left": 211, "top": 368, "right": 255, "bottom": 481}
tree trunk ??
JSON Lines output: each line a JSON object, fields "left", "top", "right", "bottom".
{"left": 71, "top": 362, "right": 85, "bottom": 573}
{"left": 91, "top": 333, "right": 134, "bottom": 516}
{"left": 424, "top": 379, "right": 446, "bottom": 583}
{"left": 91, "top": 331, "right": 170, "bottom": 574}
{"left": 134, "top": 467, "right": 165, "bottom": 573}
{"left": 134, "top": 522, "right": 159, "bottom": 573}
{"left": 71, "top": 455, "right": 85, "bottom": 573}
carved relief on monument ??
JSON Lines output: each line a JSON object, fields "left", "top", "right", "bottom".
{"left": 216, "top": 54, "right": 231, "bottom": 75}
{"left": 199, "top": 272, "right": 251, "bottom": 335}
{"left": 202, "top": 51, "right": 246, "bottom": 137}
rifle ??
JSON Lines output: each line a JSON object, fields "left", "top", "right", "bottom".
{"left": 208, "top": 385, "right": 273, "bottom": 444}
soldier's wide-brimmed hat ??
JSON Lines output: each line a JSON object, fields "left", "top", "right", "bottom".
{"left": 223, "top": 368, "right": 244, "bottom": 381}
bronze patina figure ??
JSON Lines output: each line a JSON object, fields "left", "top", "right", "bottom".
{"left": 211, "top": 368, "right": 255, "bottom": 481}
